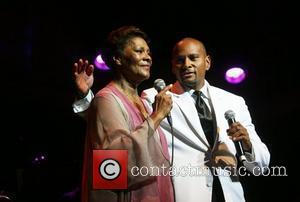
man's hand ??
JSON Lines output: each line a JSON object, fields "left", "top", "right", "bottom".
{"left": 212, "top": 142, "right": 237, "bottom": 169}
{"left": 227, "top": 122, "right": 252, "bottom": 151}
{"left": 73, "top": 58, "right": 94, "bottom": 98}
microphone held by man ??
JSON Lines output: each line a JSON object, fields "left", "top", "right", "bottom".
{"left": 224, "top": 110, "right": 247, "bottom": 162}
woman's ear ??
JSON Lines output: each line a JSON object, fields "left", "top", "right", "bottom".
{"left": 113, "top": 56, "right": 122, "bottom": 66}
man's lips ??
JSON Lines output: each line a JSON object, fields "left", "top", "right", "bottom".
{"left": 181, "top": 71, "right": 195, "bottom": 77}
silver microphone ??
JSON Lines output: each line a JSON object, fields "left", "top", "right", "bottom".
{"left": 154, "top": 79, "right": 172, "bottom": 126}
{"left": 224, "top": 110, "right": 246, "bottom": 162}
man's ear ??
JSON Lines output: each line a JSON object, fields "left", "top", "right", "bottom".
{"left": 205, "top": 55, "right": 211, "bottom": 71}
{"left": 113, "top": 56, "right": 122, "bottom": 66}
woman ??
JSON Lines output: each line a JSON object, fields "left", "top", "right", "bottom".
{"left": 75, "top": 26, "right": 174, "bottom": 202}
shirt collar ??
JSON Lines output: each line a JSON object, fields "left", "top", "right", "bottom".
{"left": 187, "top": 80, "right": 209, "bottom": 99}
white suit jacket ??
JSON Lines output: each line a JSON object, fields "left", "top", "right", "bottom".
{"left": 141, "top": 80, "right": 270, "bottom": 202}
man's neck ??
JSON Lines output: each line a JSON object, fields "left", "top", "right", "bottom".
{"left": 182, "top": 81, "right": 205, "bottom": 92}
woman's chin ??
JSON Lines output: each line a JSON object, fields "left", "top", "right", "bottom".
{"left": 141, "top": 72, "right": 150, "bottom": 80}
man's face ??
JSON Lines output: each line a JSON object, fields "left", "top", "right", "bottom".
{"left": 171, "top": 38, "right": 211, "bottom": 90}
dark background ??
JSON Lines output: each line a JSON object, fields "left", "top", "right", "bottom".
{"left": 1, "top": 1, "right": 297, "bottom": 201}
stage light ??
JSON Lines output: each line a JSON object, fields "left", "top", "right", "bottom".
{"left": 32, "top": 153, "right": 47, "bottom": 165}
{"left": 0, "top": 193, "right": 12, "bottom": 201}
{"left": 225, "top": 67, "right": 246, "bottom": 84}
{"left": 94, "top": 53, "right": 110, "bottom": 71}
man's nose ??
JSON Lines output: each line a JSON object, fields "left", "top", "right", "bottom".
{"left": 183, "top": 57, "right": 192, "bottom": 68}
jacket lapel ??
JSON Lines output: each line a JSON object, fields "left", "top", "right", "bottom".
{"left": 208, "top": 85, "right": 229, "bottom": 145}
{"left": 206, "top": 85, "right": 221, "bottom": 150}
{"left": 171, "top": 82, "right": 210, "bottom": 150}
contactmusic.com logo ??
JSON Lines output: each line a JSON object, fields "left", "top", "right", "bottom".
{"left": 93, "top": 150, "right": 128, "bottom": 189}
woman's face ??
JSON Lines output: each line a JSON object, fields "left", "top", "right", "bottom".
{"left": 117, "top": 37, "right": 152, "bottom": 85}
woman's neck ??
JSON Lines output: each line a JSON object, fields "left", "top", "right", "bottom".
{"left": 113, "top": 77, "right": 149, "bottom": 119}
{"left": 113, "top": 77, "right": 139, "bottom": 98}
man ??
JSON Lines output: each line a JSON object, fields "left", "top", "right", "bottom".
{"left": 141, "top": 38, "right": 270, "bottom": 202}
{"left": 73, "top": 37, "right": 270, "bottom": 202}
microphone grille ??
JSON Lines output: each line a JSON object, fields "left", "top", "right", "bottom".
{"left": 154, "top": 78, "right": 166, "bottom": 92}
{"left": 224, "top": 110, "right": 235, "bottom": 120}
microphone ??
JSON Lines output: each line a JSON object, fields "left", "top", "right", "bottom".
{"left": 224, "top": 110, "right": 246, "bottom": 162}
{"left": 153, "top": 79, "right": 173, "bottom": 126}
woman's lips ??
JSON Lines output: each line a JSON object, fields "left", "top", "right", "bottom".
{"left": 140, "top": 65, "right": 151, "bottom": 71}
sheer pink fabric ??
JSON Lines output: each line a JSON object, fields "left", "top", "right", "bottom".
{"left": 81, "top": 82, "right": 174, "bottom": 202}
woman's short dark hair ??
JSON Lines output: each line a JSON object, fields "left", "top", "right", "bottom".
{"left": 101, "top": 26, "right": 150, "bottom": 70}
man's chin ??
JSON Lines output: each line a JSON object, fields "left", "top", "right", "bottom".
{"left": 181, "top": 80, "right": 197, "bottom": 88}
{"left": 183, "top": 77, "right": 197, "bottom": 84}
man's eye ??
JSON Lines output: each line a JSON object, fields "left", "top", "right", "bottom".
{"left": 176, "top": 58, "right": 184, "bottom": 64}
{"left": 189, "top": 56, "right": 199, "bottom": 61}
